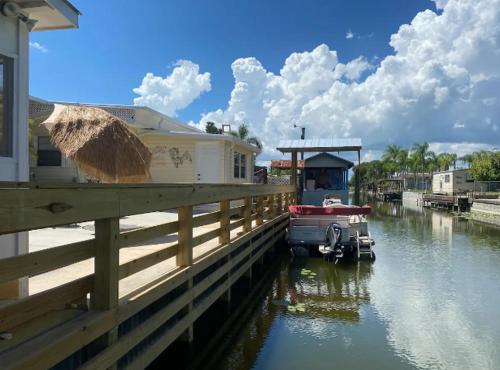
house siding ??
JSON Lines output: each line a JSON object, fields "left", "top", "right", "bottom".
{"left": 141, "top": 135, "right": 195, "bottom": 183}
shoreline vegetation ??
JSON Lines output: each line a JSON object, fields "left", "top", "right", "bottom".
{"left": 350, "top": 143, "right": 500, "bottom": 191}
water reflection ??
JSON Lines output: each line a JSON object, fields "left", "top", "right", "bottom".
{"left": 217, "top": 200, "right": 500, "bottom": 370}
{"left": 370, "top": 201, "right": 500, "bottom": 370}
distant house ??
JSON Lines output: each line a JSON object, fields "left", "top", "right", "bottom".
{"left": 0, "top": 0, "right": 80, "bottom": 299}
{"left": 29, "top": 99, "right": 260, "bottom": 184}
{"left": 432, "top": 168, "right": 474, "bottom": 195}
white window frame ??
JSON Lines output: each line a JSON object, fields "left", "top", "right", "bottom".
{"left": 233, "top": 151, "right": 247, "bottom": 179}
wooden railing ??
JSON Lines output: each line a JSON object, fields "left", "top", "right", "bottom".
{"left": 0, "top": 183, "right": 295, "bottom": 369}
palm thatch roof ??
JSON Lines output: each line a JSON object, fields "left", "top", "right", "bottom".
{"left": 43, "top": 104, "right": 152, "bottom": 183}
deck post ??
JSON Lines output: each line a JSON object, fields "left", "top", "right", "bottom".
{"left": 177, "top": 206, "right": 193, "bottom": 267}
{"left": 92, "top": 217, "right": 120, "bottom": 364}
{"left": 291, "top": 151, "right": 298, "bottom": 203}
{"left": 219, "top": 200, "right": 230, "bottom": 245}
{"left": 268, "top": 194, "right": 275, "bottom": 219}
{"left": 355, "top": 150, "right": 361, "bottom": 205}
{"left": 256, "top": 196, "right": 264, "bottom": 226}
{"left": 277, "top": 193, "right": 283, "bottom": 215}
{"left": 243, "top": 197, "right": 252, "bottom": 232}
{"left": 177, "top": 206, "right": 194, "bottom": 343}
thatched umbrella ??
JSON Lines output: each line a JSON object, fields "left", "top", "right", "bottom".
{"left": 42, "top": 104, "right": 152, "bottom": 183}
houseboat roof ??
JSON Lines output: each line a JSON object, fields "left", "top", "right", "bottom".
{"left": 276, "top": 138, "right": 362, "bottom": 153}
{"left": 271, "top": 153, "right": 353, "bottom": 169}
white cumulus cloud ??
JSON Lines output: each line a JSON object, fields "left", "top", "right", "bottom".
{"left": 29, "top": 41, "right": 48, "bottom": 53}
{"left": 346, "top": 29, "right": 354, "bottom": 39}
{"left": 197, "top": 0, "right": 500, "bottom": 160}
{"left": 133, "top": 60, "right": 211, "bottom": 116}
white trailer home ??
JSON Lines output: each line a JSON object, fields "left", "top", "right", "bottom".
{"left": 0, "top": 0, "right": 80, "bottom": 299}
{"left": 432, "top": 168, "right": 475, "bottom": 195}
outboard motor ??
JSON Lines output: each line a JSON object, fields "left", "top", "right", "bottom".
{"left": 326, "top": 223, "right": 344, "bottom": 262}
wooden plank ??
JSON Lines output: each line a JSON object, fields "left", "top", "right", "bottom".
{"left": 92, "top": 217, "right": 120, "bottom": 360}
{"left": 125, "top": 314, "right": 192, "bottom": 370}
{"left": 256, "top": 196, "right": 264, "bottom": 226}
{"left": 119, "top": 221, "right": 178, "bottom": 248}
{"left": 192, "top": 228, "right": 221, "bottom": 247}
{"left": 0, "top": 310, "right": 115, "bottom": 370}
{"left": 243, "top": 197, "right": 252, "bottom": 232}
{"left": 0, "top": 184, "right": 294, "bottom": 235}
{"left": 176, "top": 206, "right": 193, "bottom": 267}
{"left": 229, "top": 218, "right": 244, "bottom": 231}
{"left": 0, "top": 239, "right": 94, "bottom": 284}
{"left": 118, "top": 267, "right": 190, "bottom": 322}
{"left": 219, "top": 200, "right": 230, "bottom": 245}
{"left": 0, "top": 276, "right": 92, "bottom": 332}
{"left": 268, "top": 194, "right": 275, "bottom": 219}
{"left": 118, "top": 244, "right": 179, "bottom": 279}
{"left": 193, "top": 210, "right": 220, "bottom": 228}
{"left": 79, "top": 291, "right": 191, "bottom": 370}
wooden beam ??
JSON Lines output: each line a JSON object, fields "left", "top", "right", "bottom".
{"left": 176, "top": 206, "right": 193, "bottom": 267}
{"left": 256, "top": 196, "right": 264, "bottom": 226}
{"left": 243, "top": 197, "right": 252, "bottom": 232}
{"left": 219, "top": 200, "right": 230, "bottom": 245}
{"left": 291, "top": 151, "right": 298, "bottom": 186}
{"left": 0, "top": 239, "right": 94, "bottom": 284}
{"left": 0, "top": 184, "right": 294, "bottom": 235}
{"left": 277, "top": 193, "right": 283, "bottom": 215}
{"left": 92, "top": 217, "right": 120, "bottom": 365}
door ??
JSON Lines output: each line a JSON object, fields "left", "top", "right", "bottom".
{"left": 195, "top": 142, "right": 221, "bottom": 183}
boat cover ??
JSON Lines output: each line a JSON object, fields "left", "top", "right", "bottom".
{"left": 288, "top": 205, "right": 371, "bottom": 216}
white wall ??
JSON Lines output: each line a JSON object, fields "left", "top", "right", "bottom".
{"left": 0, "top": 18, "right": 29, "bottom": 297}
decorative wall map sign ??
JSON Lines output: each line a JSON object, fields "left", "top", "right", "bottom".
{"left": 151, "top": 146, "right": 192, "bottom": 168}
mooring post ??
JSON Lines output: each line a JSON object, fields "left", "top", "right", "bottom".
{"left": 177, "top": 206, "right": 194, "bottom": 343}
{"left": 92, "top": 217, "right": 120, "bottom": 369}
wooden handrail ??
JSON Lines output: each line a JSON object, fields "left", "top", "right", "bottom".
{"left": 0, "top": 183, "right": 295, "bottom": 369}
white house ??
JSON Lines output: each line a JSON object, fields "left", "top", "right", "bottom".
{"left": 432, "top": 168, "right": 474, "bottom": 195}
{"left": 0, "top": 0, "right": 80, "bottom": 299}
{"left": 29, "top": 99, "right": 261, "bottom": 184}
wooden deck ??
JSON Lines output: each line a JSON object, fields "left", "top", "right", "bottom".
{"left": 422, "top": 193, "right": 470, "bottom": 212}
{"left": 0, "top": 183, "right": 295, "bottom": 369}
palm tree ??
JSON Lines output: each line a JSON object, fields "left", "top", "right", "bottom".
{"left": 397, "top": 149, "right": 409, "bottom": 190}
{"left": 410, "top": 142, "right": 431, "bottom": 190}
{"left": 231, "top": 123, "right": 262, "bottom": 149}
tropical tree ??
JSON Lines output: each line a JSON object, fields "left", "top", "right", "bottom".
{"left": 469, "top": 151, "right": 500, "bottom": 181}
{"left": 410, "top": 142, "right": 431, "bottom": 190}
{"left": 205, "top": 121, "right": 220, "bottom": 134}
{"left": 231, "top": 123, "right": 262, "bottom": 149}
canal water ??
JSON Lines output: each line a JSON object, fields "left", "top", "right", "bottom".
{"left": 214, "top": 201, "right": 500, "bottom": 370}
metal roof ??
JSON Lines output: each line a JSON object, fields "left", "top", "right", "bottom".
{"left": 276, "top": 138, "right": 362, "bottom": 153}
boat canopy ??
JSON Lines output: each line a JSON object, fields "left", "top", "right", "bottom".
{"left": 288, "top": 205, "right": 371, "bottom": 217}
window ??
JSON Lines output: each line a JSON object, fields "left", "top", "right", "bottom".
{"left": 0, "top": 55, "right": 14, "bottom": 157}
{"left": 240, "top": 153, "right": 246, "bottom": 179}
{"left": 37, "top": 136, "right": 62, "bottom": 166}
{"left": 233, "top": 151, "right": 247, "bottom": 179}
{"left": 234, "top": 152, "right": 240, "bottom": 178}
{"left": 444, "top": 174, "right": 450, "bottom": 183}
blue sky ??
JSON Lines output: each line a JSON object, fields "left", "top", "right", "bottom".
{"left": 29, "top": 0, "right": 433, "bottom": 123}
{"left": 30, "top": 0, "right": 500, "bottom": 161}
